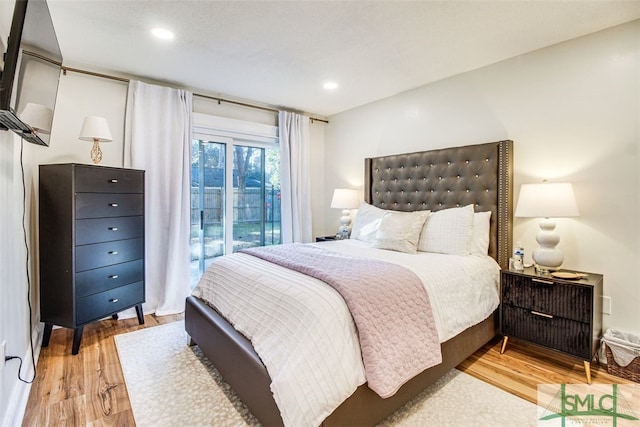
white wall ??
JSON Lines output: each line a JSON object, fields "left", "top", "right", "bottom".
{"left": 36, "top": 73, "right": 129, "bottom": 167}
{"left": 0, "top": 18, "right": 27, "bottom": 424}
{"left": 0, "top": 131, "right": 38, "bottom": 426}
{"left": 324, "top": 20, "right": 640, "bottom": 333}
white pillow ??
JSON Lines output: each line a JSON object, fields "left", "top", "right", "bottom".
{"left": 470, "top": 211, "right": 492, "bottom": 256}
{"left": 417, "top": 204, "right": 474, "bottom": 255}
{"left": 373, "top": 210, "right": 430, "bottom": 253}
{"left": 350, "top": 202, "right": 386, "bottom": 243}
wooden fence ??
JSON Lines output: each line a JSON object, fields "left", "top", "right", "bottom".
{"left": 190, "top": 187, "right": 280, "bottom": 225}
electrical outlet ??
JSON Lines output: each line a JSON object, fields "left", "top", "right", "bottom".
{"left": 602, "top": 296, "right": 612, "bottom": 315}
{"left": 1, "top": 340, "right": 6, "bottom": 371}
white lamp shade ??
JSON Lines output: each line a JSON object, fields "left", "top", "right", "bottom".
{"left": 330, "top": 188, "right": 359, "bottom": 209}
{"left": 19, "top": 103, "right": 53, "bottom": 134}
{"left": 79, "top": 116, "right": 113, "bottom": 142}
{"left": 515, "top": 182, "right": 580, "bottom": 218}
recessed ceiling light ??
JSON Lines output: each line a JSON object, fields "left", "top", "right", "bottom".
{"left": 323, "top": 81, "right": 338, "bottom": 90}
{"left": 151, "top": 28, "right": 174, "bottom": 40}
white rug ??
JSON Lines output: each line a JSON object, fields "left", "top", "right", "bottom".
{"left": 115, "top": 321, "right": 537, "bottom": 426}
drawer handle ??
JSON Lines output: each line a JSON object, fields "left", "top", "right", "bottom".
{"left": 109, "top": 275, "right": 119, "bottom": 279}
{"left": 109, "top": 203, "right": 119, "bottom": 207}
{"left": 531, "top": 310, "right": 554, "bottom": 319}
{"left": 532, "top": 278, "right": 554, "bottom": 285}
{"left": 109, "top": 298, "right": 119, "bottom": 303}
{"left": 109, "top": 251, "right": 118, "bottom": 255}
{"left": 109, "top": 227, "right": 118, "bottom": 231}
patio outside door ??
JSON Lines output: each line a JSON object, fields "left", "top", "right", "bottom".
{"left": 190, "top": 139, "right": 280, "bottom": 287}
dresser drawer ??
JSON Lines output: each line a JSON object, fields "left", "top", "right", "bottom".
{"left": 76, "top": 238, "right": 143, "bottom": 272}
{"left": 76, "top": 193, "right": 143, "bottom": 219}
{"left": 76, "top": 216, "right": 143, "bottom": 245}
{"left": 76, "top": 259, "right": 144, "bottom": 298}
{"left": 501, "top": 304, "right": 592, "bottom": 359}
{"left": 501, "top": 274, "right": 592, "bottom": 323}
{"left": 76, "top": 282, "right": 144, "bottom": 325}
{"left": 74, "top": 166, "right": 144, "bottom": 194}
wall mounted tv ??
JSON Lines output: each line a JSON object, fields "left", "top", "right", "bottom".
{"left": 0, "top": 0, "right": 62, "bottom": 146}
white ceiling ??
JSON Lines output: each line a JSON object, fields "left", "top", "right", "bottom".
{"left": 47, "top": 0, "right": 640, "bottom": 117}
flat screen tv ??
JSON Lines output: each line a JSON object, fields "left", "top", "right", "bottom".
{"left": 0, "top": 0, "right": 62, "bottom": 146}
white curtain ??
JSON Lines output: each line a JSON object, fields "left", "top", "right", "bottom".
{"left": 124, "top": 81, "right": 192, "bottom": 315}
{"left": 278, "top": 111, "right": 312, "bottom": 243}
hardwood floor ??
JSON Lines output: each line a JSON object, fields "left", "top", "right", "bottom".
{"left": 22, "top": 314, "right": 182, "bottom": 427}
{"left": 458, "top": 337, "right": 633, "bottom": 403}
{"left": 22, "top": 316, "right": 633, "bottom": 426}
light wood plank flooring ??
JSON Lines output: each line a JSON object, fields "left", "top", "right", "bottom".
{"left": 22, "top": 315, "right": 632, "bottom": 426}
{"left": 458, "top": 337, "right": 633, "bottom": 403}
{"left": 22, "top": 314, "right": 182, "bottom": 427}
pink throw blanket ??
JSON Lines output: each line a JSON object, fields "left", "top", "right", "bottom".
{"left": 241, "top": 243, "right": 442, "bottom": 398}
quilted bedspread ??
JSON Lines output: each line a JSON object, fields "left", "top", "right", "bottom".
{"left": 242, "top": 243, "right": 442, "bottom": 398}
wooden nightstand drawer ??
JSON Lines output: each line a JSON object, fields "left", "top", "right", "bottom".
{"left": 75, "top": 193, "right": 144, "bottom": 219}
{"left": 501, "top": 304, "right": 592, "bottom": 359}
{"left": 76, "top": 281, "right": 144, "bottom": 325}
{"left": 74, "top": 166, "right": 144, "bottom": 193}
{"left": 75, "top": 238, "right": 143, "bottom": 272}
{"left": 76, "top": 216, "right": 143, "bottom": 245}
{"left": 501, "top": 273, "right": 592, "bottom": 323}
{"left": 76, "top": 259, "right": 144, "bottom": 298}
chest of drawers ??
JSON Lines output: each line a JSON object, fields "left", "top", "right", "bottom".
{"left": 39, "top": 164, "right": 146, "bottom": 354}
{"left": 499, "top": 267, "right": 603, "bottom": 382}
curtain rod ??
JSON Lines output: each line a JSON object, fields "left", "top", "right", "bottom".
{"left": 60, "top": 64, "right": 329, "bottom": 124}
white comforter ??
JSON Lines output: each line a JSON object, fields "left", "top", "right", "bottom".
{"left": 192, "top": 239, "right": 500, "bottom": 427}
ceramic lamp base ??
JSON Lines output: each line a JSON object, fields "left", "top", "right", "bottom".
{"left": 337, "top": 209, "right": 352, "bottom": 237}
{"left": 532, "top": 218, "right": 563, "bottom": 272}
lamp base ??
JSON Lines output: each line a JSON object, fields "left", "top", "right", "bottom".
{"left": 337, "top": 209, "right": 352, "bottom": 238}
{"left": 532, "top": 218, "right": 564, "bottom": 272}
{"left": 534, "top": 263, "right": 558, "bottom": 274}
{"left": 90, "top": 139, "right": 103, "bottom": 164}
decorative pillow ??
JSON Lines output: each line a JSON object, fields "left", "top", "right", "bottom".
{"left": 373, "top": 210, "right": 430, "bottom": 253}
{"left": 417, "top": 204, "right": 474, "bottom": 255}
{"left": 470, "top": 211, "right": 492, "bottom": 256}
{"left": 350, "top": 202, "right": 386, "bottom": 243}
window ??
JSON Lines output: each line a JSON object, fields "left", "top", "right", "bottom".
{"left": 190, "top": 114, "right": 280, "bottom": 287}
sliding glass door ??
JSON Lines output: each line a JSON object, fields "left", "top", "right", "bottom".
{"left": 190, "top": 139, "right": 280, "bottom": 287}
{"left": 232, "top": 145, "right": 281, "bottom": 251}
{"left": 190, "top": 140, "right": 226, "bottom": 286}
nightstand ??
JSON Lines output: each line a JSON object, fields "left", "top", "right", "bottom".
{"left": 499, "top": 267, "right": 603, "bottom": 383}
{"left": 315, "top": 235, "right": 337, "bottom": 242}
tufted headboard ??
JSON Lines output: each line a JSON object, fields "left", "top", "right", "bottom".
{"left": 364, "top": 140, "right": 513, "bottom": 268}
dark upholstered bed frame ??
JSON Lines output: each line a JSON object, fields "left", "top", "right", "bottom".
{"left": 185, "top": 140, "right": 513, "bottom": 426}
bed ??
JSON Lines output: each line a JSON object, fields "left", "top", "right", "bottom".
{"left": 185, "top": 140, "right": 513, "bottom": 426}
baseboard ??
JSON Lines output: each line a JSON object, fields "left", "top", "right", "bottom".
{"left": 1, "top": 323, "right": 42, "bottom": 427}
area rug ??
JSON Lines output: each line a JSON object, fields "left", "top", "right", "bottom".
{"left": 115, "top": 321, "right": 537, "bottom": 426}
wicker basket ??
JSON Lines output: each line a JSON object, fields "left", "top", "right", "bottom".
{"left": 605, "top": 344, "right": 640, "bottom": 383}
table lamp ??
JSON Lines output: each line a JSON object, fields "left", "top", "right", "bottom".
{"left": 79, "top": 116, "right": 112, "bottom": 164}
{"left": 515, "top": 182, "right": 580, "bottom": 272}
